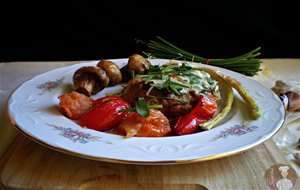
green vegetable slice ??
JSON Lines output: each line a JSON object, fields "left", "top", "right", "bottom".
{"left": 196, "top": 67, "right": 234, "bottom": 130}
{"left": 221, "top": 75, "right": 261, "bottom": 119}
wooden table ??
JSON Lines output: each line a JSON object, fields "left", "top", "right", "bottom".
{"left": 1, "top": 59, "right": 299, "bottom": 189}
{"left": 0, "top": 134, "right": 294, "bottom": 189}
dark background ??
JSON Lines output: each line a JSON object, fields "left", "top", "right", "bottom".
{"left": 0, "top": 1, "right": 299, "bottom": 62}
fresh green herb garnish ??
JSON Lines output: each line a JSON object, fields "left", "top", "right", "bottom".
{"left": 135, "top": 97, "right": 150, "bottom": 117}
{"left": 206, "top": 77, "right": 215, "bottom": 85}
{"left": 130, "top": 70, "right": 136, "bottom": 78}
{"left": 140, "top": 62, "right": 218, "bottom": 95}
{"left": 147, "top": 95, "right": 188, "bottom": 103}
{"left": 150, "top": 80, "right": 189, "bottom": 90}
{"left": 142, "top": 36, "right": 262, "bottom": 76}
{"left": 147, "top": 63, "right": 192, "bottom": 75}
{"left": 118, "top": 97, "right": 163, "bottom": 117}
{"left": 146, "top": 64, "right": 192, "bottom": 95}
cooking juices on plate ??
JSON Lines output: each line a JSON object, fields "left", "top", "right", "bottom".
{"left": 58, "top": 54, "right": 259, "bottom": 137}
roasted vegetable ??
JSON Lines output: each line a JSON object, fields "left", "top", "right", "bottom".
{"left": 79, "top": 96, "right": 131, "bottom": 131}
{"left": 196, "top": 67, "right": 234, "bottom": 130}
{"left": 127, "top": 54, "right": 151, "bottom": 74}
{"left": 198, "top": 67, "right": 261, "bottom": 130}
{"left": 58, "top": 91, "right": 94, "bottom": 120}
{"left": 97, "top": 59, "right": 122, "bottom": 85}
{"left": 73, "top": 66, "right": 109, "bottom": 96}
{"left": 222, "top": 74, "right": 261, "bottom": 119}
{"left": 173, "top": 93, "right": 217, "bottom": 135}
{"left": 118, "top": 109, "right": 171, "bottom": 137}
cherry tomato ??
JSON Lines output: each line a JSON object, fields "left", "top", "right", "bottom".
{"left": 79, "top": 96, "right": 130, "bottom": 131}
{"left": 93, "top": 95, "right": 124, "bottom": 106}
{"left": 118, "top": 109, "right": 171, "bottom": 137}
{"left": 173, "top": 93, "right": 217, "bottom": 135}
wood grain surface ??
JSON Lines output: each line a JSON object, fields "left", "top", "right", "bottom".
{"left": 0, "top": 134, "right": 299, "bottom": 190}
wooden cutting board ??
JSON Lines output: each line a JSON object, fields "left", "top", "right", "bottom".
{"left": 1, "top": 133, "right": 299, "bottom": 190}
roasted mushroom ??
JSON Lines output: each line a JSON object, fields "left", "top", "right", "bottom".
{"left": 73, "top": 66, "right": 109, "bottom": 96}
{"left": 120, "top": 65, "right": 132, "bottom": 82}
{"left": 97, "top": 59, "right": 122, "bottom": 85}
{"left": 127, "top": 54, "right": 151, "bottom": 74}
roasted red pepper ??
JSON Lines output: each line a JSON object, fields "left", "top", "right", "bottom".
{"left": 173, "top": 93, "right": 217, "bottom": 135}
{"left": 79, "top": 96, "right": 131, "bottom": 131}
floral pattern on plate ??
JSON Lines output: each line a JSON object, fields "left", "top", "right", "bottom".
{"left": 48, "top": 124, "right": 112, "bottom": 144}
{"left": 37, "top": 77, "right": 64, "bottom": 93}
{"left": 213, "top": 124, "right": 258, "bottom": 140}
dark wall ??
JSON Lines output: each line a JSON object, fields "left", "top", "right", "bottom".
{"left": 0, "top": 1, "right": 299, "bottom": 62}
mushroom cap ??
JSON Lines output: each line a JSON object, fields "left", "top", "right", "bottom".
{"left": 73, "top": 66, "right": 109, "bottom": 95}
{"left": 97, "top": 60, "right": 122, "bottom": 85}
{"left": 127, "top": 54, "right": 151, "bottom": 73}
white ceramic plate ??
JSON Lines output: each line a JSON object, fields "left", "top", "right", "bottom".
{"left": 7, "top": 59, "right": 285, "bottom": 165}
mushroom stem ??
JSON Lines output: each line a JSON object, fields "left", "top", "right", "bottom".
{"left": 74, "top": 78, "right": 95, "bottom": 97}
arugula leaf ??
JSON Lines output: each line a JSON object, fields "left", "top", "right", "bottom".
{"left": 118, "top": 97, "right": 163, "bottom": 117}
{"left": 135, "top": 97, "right": 150, "bottom": 117}
{"left": 206, "top": 77, "right": 215, "bottom": 85}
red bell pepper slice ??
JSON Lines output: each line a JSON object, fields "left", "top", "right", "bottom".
{"left": 173, "top": 93, "right": 217, "bottom": 135}
{"left": 79, "top": 96, "right": 131, "bottom": 131}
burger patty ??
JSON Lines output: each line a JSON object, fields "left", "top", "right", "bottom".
{"left": 121, "top": 77, "right": 199, "bottom": 117}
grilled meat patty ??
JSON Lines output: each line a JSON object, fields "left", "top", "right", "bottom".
{"left": 121, "top": 77, "right": 199, "bottom": 117}
{"left": 121, "top": 62, "right": 219, "bottom": 118}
